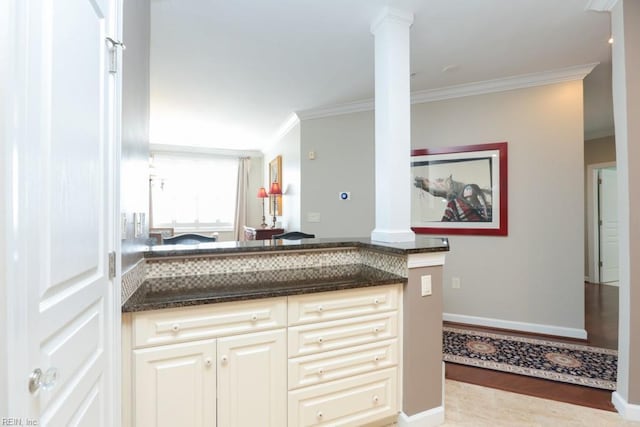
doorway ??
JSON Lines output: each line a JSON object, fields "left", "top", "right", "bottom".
{"left": 586, "top": 162, "right": 618, "bottom": 284}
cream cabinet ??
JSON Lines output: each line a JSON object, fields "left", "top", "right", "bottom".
{"left": 123, "top": 284, "right": 401, "bottom": 427}
{"left": 287, "top": 284, "right": 401, "bottom": 427}
{"left": 134, "top": 339, "right": 217, "bottom": 427}
{"left": 123, "top": 297, "right": 287, "bottom": 427}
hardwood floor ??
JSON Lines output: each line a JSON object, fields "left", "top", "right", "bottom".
{"left": 445, "top": 282, "right": 619, "bottom": 412}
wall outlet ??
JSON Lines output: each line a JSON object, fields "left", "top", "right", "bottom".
{"left": 421, "top": 275, "right": 432, "bottom": 296}
{"left": 452, "top": 277, "right": 461, "bottom": 289}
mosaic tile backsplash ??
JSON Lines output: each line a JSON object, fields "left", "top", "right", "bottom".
{"left": 122, "top": 247, "right": 409, "bottom": 305}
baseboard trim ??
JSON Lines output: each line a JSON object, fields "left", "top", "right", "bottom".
{"left": 397, "top": 406, "right": 445, "bottom": 427}
{"left": 443, "top": 313, "right": 587, "bottom": 340}
{"left": 612, "top": 392, "right": 640, "bottom": 421}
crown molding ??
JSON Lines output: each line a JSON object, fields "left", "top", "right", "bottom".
{"left": 149, "top": 143, "right": 263, "bottom": 158}
{"left": 296, "top": 99, "right": 374, "bottom": 120}
{"left": 261, "top": 113, "right": 300, "bottom": 153}
{"left": 296, "top": 63, "right": 599, "bottom": 121}
{"left": 585, "top": 0, "right": 618, "bottom": 11}
{"left": 585, "top": 126, "right": 615, "bottom": 141}
{"left": 411, "top": 62, "right": 599, "bottom": 104}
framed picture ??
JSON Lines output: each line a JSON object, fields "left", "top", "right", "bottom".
{"left": 269, "top": 155, "right": 282, "bottom": 216}
{"left": 411, "top": 142, "right": 508, "bottom": 236}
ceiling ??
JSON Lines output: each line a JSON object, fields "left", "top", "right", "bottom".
{"left": 149, "top": 0, "right": 614, "bottom": 151}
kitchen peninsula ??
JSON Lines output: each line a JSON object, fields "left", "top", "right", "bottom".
{"left": 121, "top": 237, "right": 449, "bottom": 427}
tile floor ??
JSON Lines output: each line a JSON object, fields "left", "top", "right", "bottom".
{"left": 442, "top": 380, "right": 640, "bottom": 427}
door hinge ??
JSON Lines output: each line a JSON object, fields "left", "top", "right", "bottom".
{"left": 599, "top": 220, "right": 603, "bottom": 226}
{"left": 599, "top": 261, "right": 603, "bottom": 267}
{"left": 105, "top": 37, "right": 126, "bottom": 74}
{"left": 108, "top": 251, "right": 116, "bottom": 279}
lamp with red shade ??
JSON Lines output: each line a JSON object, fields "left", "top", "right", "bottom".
{"left": 257, "top": 187, "right": 268, "bottom": 228}
{"left": 268, "top": 182, "right": 282, "bottom": 228}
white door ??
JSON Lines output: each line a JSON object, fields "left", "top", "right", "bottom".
{"left": 599, "top": 168, "right": 619, "bottom": 283}
{"left": 134, "top": 340, "right": 217, "bottom": 427}
{"left": 4, "top": 0, "right": 121, "bottom": 425}
{"left": 217, "top": 329, "right": 287, "bottom": 427}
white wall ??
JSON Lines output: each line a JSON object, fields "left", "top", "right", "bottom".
{"left": 300, "top": 112, "right": 375, "bottom": 238}
{"left": 263, "top": 122, "right": 301, "bottom": 231}
{"left": 299, "top": 81, "right": 585, "bottom": 334}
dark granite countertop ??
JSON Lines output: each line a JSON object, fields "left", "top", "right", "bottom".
{"left": 122, "top": 264, "right": 406, "bottom": 313}
{"left": 144, "top": 235, "right": 449, "bottom": 259}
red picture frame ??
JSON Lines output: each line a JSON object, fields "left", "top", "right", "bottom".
{"left": 411, "top": 142, "right": 508, "bottom": 236}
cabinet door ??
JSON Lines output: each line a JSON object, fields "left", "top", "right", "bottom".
{"left": 217, "top": 329, "right": 287, "bottom": 427}
{"left": 134, "top": 340, "right": 217, "bottom": 427}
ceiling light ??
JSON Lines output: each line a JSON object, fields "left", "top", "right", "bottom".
{"left": 608, "top": 36, "right": 614, "bottom": 44}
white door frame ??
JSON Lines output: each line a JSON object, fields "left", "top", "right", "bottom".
{"left": 586, "top": 161, "right": 616, "bottom": 283}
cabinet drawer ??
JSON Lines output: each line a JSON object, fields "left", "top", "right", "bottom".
{"left": 288, "top": 367, "right": 398, "bottom": 427}
{"left": 132, "top": 297, "right": 287, "bottom": 348}
{"left": 288, "top": 339, "right": 398, "bottom": 390}
{"left": 288, "top": 284, "right": 400, "bottom": 326}
{"left": 288, "top": 312, "right": 398, "bottom": 358}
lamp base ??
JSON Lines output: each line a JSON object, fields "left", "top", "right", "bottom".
{"left": 260, "top": 216, "right": 267, "bottom": 228}
{"left": 271, "top": 216, "right": 277, "bottom": 229}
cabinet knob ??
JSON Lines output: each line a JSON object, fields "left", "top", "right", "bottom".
{"left": 317, "top": 305, "right": 324, "bottom": 312}
{"left": 373, "top": 395, "right": 379, "bottom": 404}
{"left": 251, "top": 313, "right": 258, "bottom": 321}
{"left": 374, "top": 355, "right": 380, "bottom": 362}
{"left": 171, "top": 324, "right": 180, "bottom": 332}
{"left": 221, "top": 355, "right": 228, "bottom": 364}
{"left": 317, "top": 337, "right": 324, "bottom": 344}
{"left": 373, "top": 327, "right": 380, "bottom": 333}
{"left": 316, "top": 411, "right": 323, "bottom": 420}
{"left": 374, "top": 298, "right": 380, "bottom": 305}
{"left": 318, "top": 368, "right": 324, "bottom": 375}
{"left": 205, "top": 358, "right": 213, "bottom": 367}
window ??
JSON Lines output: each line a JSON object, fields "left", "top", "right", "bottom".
{"left": 150, "top": 152, "right": 238, "bottom": 231}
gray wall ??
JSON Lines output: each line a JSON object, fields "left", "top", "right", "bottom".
{"left": 299, "top": 81, "right": 585, "bottom": 332}
{"left": 121, "top": 0, "right": 150, "bottom": 272}
{"left": 413, "top": 81, "right": 585, "bottom": 332}
{"left": 300, "top": 112, "right": 375, "bottom": 238}
{"left": 263, "top": 123, "right": 301, "bottom": 231}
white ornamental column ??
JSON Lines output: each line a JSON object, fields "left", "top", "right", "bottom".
{"left": 370, "top": 8, "right": 415, "bottom": 243}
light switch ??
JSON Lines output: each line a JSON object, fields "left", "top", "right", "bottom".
{"left": 307, "top": 212, "right": 321, "bottom": 223}
{"left": 421, "top": 275, "right": 432, "bottom": 296}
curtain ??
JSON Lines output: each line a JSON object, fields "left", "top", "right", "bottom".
{"left": 234, "top": 157, "right": 250, "bottom": 241}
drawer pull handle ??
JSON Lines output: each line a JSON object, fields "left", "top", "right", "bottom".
{"left": 317, "top": 305, "right": 324, "bottom": 312}
{"left": 316, "top": 411, "right": 323, "bottom": 420}
{"left": 317, "top": 337, "right": 324, "bottom": 344}
{"left": 171, "top": 324, "right": 180, "bottom": 332}
{"left": 318, "top": 368, "right": 324, "bottom": 375}
{"left": 205, "top": 358, "right": 212, "bottom": 367}
{"left": 221, "top": 355, "right": 228, "bottom": 364}
{"left": 251, "top": 313, "right": 258, "bottom": 321}
{"left": 373, "top": 395, "right": 379, "bottom": 404}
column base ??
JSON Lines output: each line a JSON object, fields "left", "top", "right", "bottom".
{"left": 397, "top": 406, "right": 445, "bottom": 427}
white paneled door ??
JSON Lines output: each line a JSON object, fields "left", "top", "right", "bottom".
{"left": 599, "top": 168, "right": 619, "bottom": 283}
{"left": 5, "top": 0, "right": 121, "bottom": 425}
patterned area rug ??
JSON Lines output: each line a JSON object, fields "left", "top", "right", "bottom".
{"left": 443, "top": 326, "right": 618, "bottom": 390}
